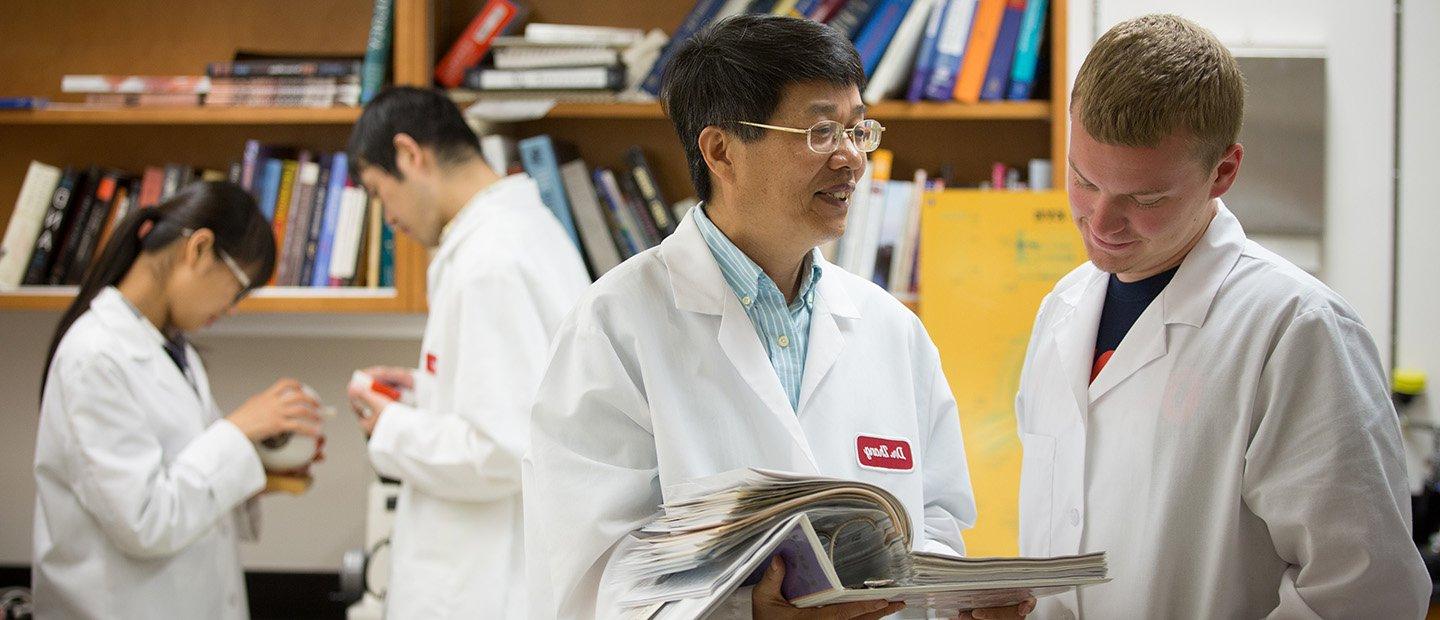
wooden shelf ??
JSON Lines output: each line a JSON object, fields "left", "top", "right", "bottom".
{"left": 457, "top": 99, "right": 1051, "bottom": 122}
{"left": 0, "top": 286, "right": 407, "bottom": 313}
{"left": 0, "top": 107, "right": 363, "bottom": 126}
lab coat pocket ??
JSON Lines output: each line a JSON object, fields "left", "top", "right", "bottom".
{"left": 1018, "top": 432, "right": 1056, "bottom": 556}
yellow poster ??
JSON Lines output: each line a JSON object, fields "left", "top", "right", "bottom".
{"left": 919, "top": 190, "right": 1084, "bottom": 556}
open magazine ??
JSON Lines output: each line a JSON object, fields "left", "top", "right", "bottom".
{"left": 607, "top": 469, "right": 1108, "bottom": 618}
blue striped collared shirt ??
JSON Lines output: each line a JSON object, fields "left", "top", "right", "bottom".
{"left": 693, "top": 205, "right": 822, "bottom": 412}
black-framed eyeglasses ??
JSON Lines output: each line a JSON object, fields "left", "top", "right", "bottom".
{"left": 735, "top": 118, "right": 886, "bottom": 154}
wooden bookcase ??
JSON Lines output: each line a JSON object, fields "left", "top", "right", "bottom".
{"left": 0, "top": 0, "right": 1067, "bottom": 314}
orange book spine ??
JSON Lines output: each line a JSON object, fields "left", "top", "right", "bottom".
{"left": 952, "top": 0, "right": 1007, "bottom": 103}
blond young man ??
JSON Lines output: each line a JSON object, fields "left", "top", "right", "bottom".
{"left": 1014, "top": 15, "right": 1429, "bottom": 618}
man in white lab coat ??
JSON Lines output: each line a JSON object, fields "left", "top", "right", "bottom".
{"left": 523, "top": 14, "right": 1018, "bottom": 620}
{"left": 343, "top": 87, "right": 591, "bottom": 618}
{"left": 1015, "top": 15, "right": 1430, "bottom": 618}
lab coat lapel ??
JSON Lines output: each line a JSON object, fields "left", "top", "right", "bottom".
{"left": 662, "top": 212, "right": 819, "bottom": 469}
{"left": 1050, "top": 269, "right": 1107, "bottom": 422}
{"left": 1088, "top": 303, "right": 1167, "bottom": 403}
{"left": 92, "top": 288, "right": 204, "bottom": 412}
{"left": 797, "top": 261, "right": 860, "bottom": 414}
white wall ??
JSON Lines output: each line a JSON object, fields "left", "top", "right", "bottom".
{"left": 0, "top": 310, "right": 422, "bottom": 571}
{"left": 1072, "top": 0, "right": 1397, "bottom": 364}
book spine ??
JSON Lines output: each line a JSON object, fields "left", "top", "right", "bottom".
{"left": 1005, "top": 0, "right": 1046, "bottom": 100}
{"left": 311, "top": 153, "right": 349, "bottom": 287}
{"left": 853, "top": 0, "right": 913, "bottom": 76}
{"left": 517, "top": 136, "right": 582, "bottom": 248}
{"left": 0, "top": 161, "right": 63, "bottom": 288}
{"left": 923, "top": 0, "right": 975, "bottom": 100}
{"left": 951, "top": 0, "right": 1005, "bottom": 103}
{"left": 464, "top": 66, "right": 625, "bottom": 91}
{"left": 863, "top": 0, "right": 936, "bottom": 104}
{"left": 593, "top": 169, "right": 641, "bottom": 258}
{"left": 256, "top": 159, "right": 283, "bottom": 222}
{"left": 905, "top": 0, "right": 949, "bottom": 102}
{"left": 22, "top": 168, "right": 78, "bottom": 285}
{"left": 378, "top": 220, "right": 395, "bottom": 288}
{"left": 810, "top": 0, "right": 850, "bottom": 22}
{"left": 299, "top": 159, "right": 332, "bottom": 287}
{"left": 209, "top": 60, "right": 362, "bottom": 78}
{"left": 640, "top": 0, "right": 727, "bottom": 96}
{"left": 624, "top": 147, "right": 675, "bottom": 236}
{"left": 979, "top": 0, "right": 1026, "bottom": 101}
{"left": 559, "top": 159, "right": 621, "bottom": 277}
{"left": 828, "top": 0, "right": 880, "bottom": 39}
{"left": 64, "top": 172, "right": 121, "bottom": 284}
{"left": 618, "top": 173, "right": 662, "bottom": 247}
{"left": 279, "top": 159, "right": 320, "bottom": 285}
{"left": 47, "top": 168, "right": 99, "bottom": 285}
{"left": 435, "top": 0, "right": 519, "bottom": 89}
{"left": 361, "top": 0, "right": 394, "bottom": 103}
{"left": 240, "top": 139, "right": 262, "bottom": 193}
{"left": 367, "top": 197, "right": 382, "bottom": 288}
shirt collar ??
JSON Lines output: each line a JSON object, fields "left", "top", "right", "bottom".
{"left": 693, "top": 204, "right": 822, "bottom": 310}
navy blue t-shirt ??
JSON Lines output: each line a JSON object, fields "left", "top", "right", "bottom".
{"left": 1091, "top": 266, "right": 1179, "bottom": 382}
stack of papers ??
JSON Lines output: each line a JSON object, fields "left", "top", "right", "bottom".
{"left": 608, "top": 469, "right": 1107, "bottom": 618}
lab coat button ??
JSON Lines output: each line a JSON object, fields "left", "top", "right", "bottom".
{"left": 777, "top": 335, "right": 790, "bottom": 348}
{"left": 1067, "top": 508, "right": 1081, "bottom": 526}
{"left": 1058, "top": 609, "right": 1075, "bottom": 620}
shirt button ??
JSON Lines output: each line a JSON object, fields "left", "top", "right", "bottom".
{"left": 777, "top": 335, "right": 790, "bottom": 348}
{"left": 741, "top": 295, "right": 753, "bottom": 307}
{"left": 1059, "top": 609, "right": 1075, "bottom": 620}
{"left": 1068, "top": 508, "right": 1081, "bottom": 526}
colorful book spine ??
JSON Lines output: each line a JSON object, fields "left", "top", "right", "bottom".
{"left": 625, "top": 147, "right": 676, "bottom": 237}
{"left": 853, "top": 0, "right": 914, "bottom": 76}
{"left": 828, "top": 0, "right": 880, "bottom": 39}
{"left": 256, "top": 158, "right": 283, "bottom": 222}
{"left": 1005, "top": 0, "right": 1047, "bottom": 100}
{"left": 300, "top": 155, "right": 334, "bottom": 287}
{"left": 923, "top": 0, "right": 975, "bottom": 100}
{"left": 518, "top": 135, "right": 582, "bottom": 248}
{"left": 951, "top": 0, "right": 1005, "bottom": 103}
{"left": 310, "top": 153, "right": 349, "bottom": 287}
{"left": 208, "top": 60, "right": 361, "bottom": 78}
{"left": 22, "top": 168, "right": 79, "bottom": 285}
{"left": 640, "top": 0, "right": 727, "bottom": 96}
{"left": 379, "top": 220, "right": 395, "bottom": 288}
{"left": 905, "top": 0, "right": 949, "bottom": 101}
{"left": 64, "top": 171, "right": 121, "bottom": 284}
{"left": 979, "top": 0, "right": 1026, "bottom": 101}
{"left": 593, "top": 169, "right": 641, "bottom": 258}
{"left": 435, "top": 0, "right": 520, "bottom": 89}
{"left": 361, "top": 0, "right": 394, "bottom": 103}
{"left": 0, "top": 161, "right": 62, "bottom": 288}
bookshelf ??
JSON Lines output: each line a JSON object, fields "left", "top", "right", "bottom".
{"left": 0, "top": 0, "right": 1067, "bottom": 314}
{"left": 0, "top": 0, "right": 433, "bottom": 313}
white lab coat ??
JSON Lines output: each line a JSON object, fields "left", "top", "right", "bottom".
{"left": 523, "top": 210, "right": 976, "bottom": 619}
{"left": 32, "top": 286, "right": 264, "bottom": 620}
{"left": 1015, "top": 202, "right": 1429, "bottom": 619}
{"left": 367, "top": 174, "right": 590, "bottom": 619}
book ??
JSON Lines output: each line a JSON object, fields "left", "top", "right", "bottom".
{"left": 22, "top": 168, "right": 80, "bottom": 286}
{"left": 923, "top": 0, "right": 976, "bottom": 100}
{"left": 1005, "top": 0, "right": 1047, "bottom": 100}
{"left": 367, "top": 197, "right": 383, "bottom": 288}
{"left": 361, "top": 0, "right": 394, "bottom": 104}
{"left": 64, "top": 171, "right": 123, "bottom": 284}
{"left": 889, "top": 169, "right": 927, "bottom": 295}
{"left": 46, "top": 168, "right": 100, "bottom": 285}
{"left": 625, "top": 147, "right": 676, "bottom": 237}
{"left": 524, "top": 23, "right": 645, "bottom": 47}
{"left": 492, "top": 45, "right": 620, "bottom": 70}
{"left": 61, "top": 75, "right": 210, "bottom": 94}
{"left": 256, "top": 158, "right": 284, "bottom": 222}
{"left": 979, "top": 0, "right": 1026, "bottom": 101}
{"left": 208, "top": 59, "right": 361, "bottom": 78}
{"left": 559, "top": 159, "right": 621, "bottom": 278}
{"left": 640, "top": 0, "right": 728, "bottom": 96}
{"left": 274, "top": 153, "right": 313, "bottom": 284}
{"left": 0, "top": 161, "right": 62, "bottom": 289}
{"left": 463, "top": 65, "right": 625, "bottom": 91}
{"left": 96, "top": 180, "right": 136, "bottom": 254}
{"left": 618, "top": 172, "right": 662, "bottom": 248}
{"left": 481, "top": 134, "right": 521, "bottom": 174}
{"left": 300, "top": 154, "right": 334, "bottom": 286}
{"left": 871, "top": 179, "right": 914, "bottom": 288}
{"left": 853, "top": 0, "right": 915, "bottom": 77}
{"left": 809, "top": 0, "right": 851, "bottom": 22}
{"left": 138, "top": 166, "right": 165, "bottom": 209}
{"left": 609, "top": 469, "right": 1108, "bottom": 615}
{"left": 272, "top": 159, "right": 300, "bottom": 240}
{"left": 279, "top": 159, "right": 322, "bottom": 286}
{"left": 863, "top": 0, "right": 939, "bottom": 104}
{"left": 517, "top": 135, "right": 583, "bottom": 249}
{"left": 378, "top": 220, "right": 396, "bottom": 288}
{"left": 0, "top": 97, "right": 48, "bottom": 110}
{"left": 621, "top": 29, "right": 671, "bottom": 94}
{"left": 593, "top": 168, "right": 643, "bottom": 258}
{"left": 904, "top": 0, "right": 949, "bottom": 102}
{"left": 836, "top": 159, "right": 875, "bottom": 274}
{"left": 329, "top": 185, "right": 369, "bottom": 285}
{"left": 854, "top": 150, "right": 892, "bottom": 281}
{"left": 435, "top": 0, "right": 522, "bottom": 89}
{"left": 311, "top": 152, "right": 349, "bottom": 287}
{"left": 827, "top": 0, "right": 880, "bottom": 39}
{"left": 951, "top": 0, "right": 1005, "bottom": 103}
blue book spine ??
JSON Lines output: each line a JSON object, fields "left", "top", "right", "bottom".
{"left": 0, "top": 97, "right": 47, "bottom": 110}
{"left": 905, "top": 0, "right": 950, "bottom": 101}
{"left": 1006, "top": 0, "right": 1047, "bottom": 100}
{"left": 360, "top": 0, "right": 394, "bottom": 104}
{"left": 792, "top": 0, "right": 824, "bottom": 16}
{"left": 829, "top": 0, "right": 881, "bottom": 39}
{"left": 641, "top": 0, "right": 728, "bottom": 96}
{"left": 379, "top": 220, "right": 395, "bottom": 287}
{"left": 310, "top": 153, "right": 349, "bottom": 287}
{"left": 980, "top": 0, "right": 1026, "bottom": 101}
{"left": 592, "top": 169, "right": 639, "bottom": 257}
{"left": 853, "top": 0, "right": 914, "bottom": 77}
{"left": 257, "top": 159, "right": 283, "bottom": 222}
{"left": 517, "top": 136, "right": 582, "bottom": 248}
{"left": 923, "top": 0, "right": 976, "bottom": 100}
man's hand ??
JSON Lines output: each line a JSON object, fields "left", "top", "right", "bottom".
{"left": 362, "top": 366, "right": 415, "bottom": 390}
{"left": 348, "top": 371, "right": 402, "bottom": 438}
{"left": 752, "top": 557, "right": 906, "bottom": 620}
{"left": 957, "top": 597, "right": 1036, "bottom": 620}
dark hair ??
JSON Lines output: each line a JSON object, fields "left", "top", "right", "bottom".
{"left": 347, "top": 86, "right": 483, "bottom": 180}
{"left": 661, "top": 14, "right": 866, "bottom": 201}
{"left": 42, "top": 181, "right": 276, "bottom": 397}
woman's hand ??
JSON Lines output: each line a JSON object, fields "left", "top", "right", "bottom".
{"left": 227, "top": 379, "right": 323, "bottom": 442}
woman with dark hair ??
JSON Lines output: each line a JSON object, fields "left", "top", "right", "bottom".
{"left": 31, "top": 181, "right": 325, "bottom": 619}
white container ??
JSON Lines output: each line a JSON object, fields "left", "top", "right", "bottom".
{"left": 255, "top": 385, "right": 333, "bottom": 471}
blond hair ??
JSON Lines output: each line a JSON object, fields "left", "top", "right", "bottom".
{"left": 1072, "top": 14, "right": 1244, "bottom": 166}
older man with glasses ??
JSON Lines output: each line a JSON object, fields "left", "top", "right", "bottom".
{"left": 523, "top": 14, "right": 1029, "bottom": 620}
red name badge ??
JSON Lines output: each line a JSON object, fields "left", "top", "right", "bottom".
{"left": 425, "top": 353, "right": 438, "bottom": 375}
{"left": 856, "top": 435, "right": 914, "bottom": 472}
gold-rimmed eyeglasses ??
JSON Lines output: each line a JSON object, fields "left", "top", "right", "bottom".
{"left": 735, "top": 118, "right": 886, "bottom": 154}
{"left": 181, "top": 228, "right": 252, "bottom": 302}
